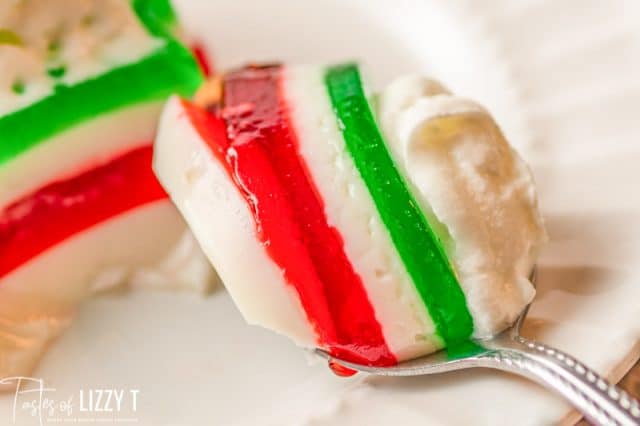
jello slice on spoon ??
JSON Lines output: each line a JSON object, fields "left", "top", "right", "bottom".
{"left": 155, "top": 63, "right": 640, "bottom": 425}
{"left": 0, "top": 0, "right": 212, "bottom": 381}
{"left": 154, "top": 63, "right": 546, "bottom": 365}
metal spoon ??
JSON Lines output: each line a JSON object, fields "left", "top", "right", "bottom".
{"left": 315, "top": 269, "right": 640, "bottom": 425}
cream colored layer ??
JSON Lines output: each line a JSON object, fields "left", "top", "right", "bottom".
{"left": 0, "top": 200, "right": 186, "bottom": 380}
{"left": 378, "top": 75, "right": 547, "bottom": 338}
{"left": 153, "top": 97, "right": 317, "bottom": 347}
{"left": 0, "top": 101, "right": 164, "bottom": 208}
{"left": 0, "top": 0, "right": 161, "bottom": 115}
{"left": 284, "top": 66, "right": 442, "bottom": 360}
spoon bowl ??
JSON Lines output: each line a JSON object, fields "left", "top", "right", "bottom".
{"left": 316, "top": 269, "right": 640, "bottom": 425}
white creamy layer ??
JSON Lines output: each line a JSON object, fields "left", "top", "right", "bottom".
{"left": 0, "top": 201, "right": 188, "bottom": 380}
{"left": 0, "top": 101, "right": 164, "bottom": 208}
{"left": 378, "top": 75, "right": 547, "bottom": 337}
{"left": 285, "top": 66, "right": 441, "bottom": 359}
{"left": 154, "top": 97, "right": 317, "bottom": 347}
{"left": 0, "top": 0, "right": 161, "bottom": 115}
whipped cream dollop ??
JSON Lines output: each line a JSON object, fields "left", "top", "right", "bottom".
{"left": 377, "top": 75, "right": 547, "bottom": 337}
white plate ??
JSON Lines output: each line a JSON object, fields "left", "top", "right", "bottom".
{"left": 2, "top": 0, "right": 640, "bottom": 424}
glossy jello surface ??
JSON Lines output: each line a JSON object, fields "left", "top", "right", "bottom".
{"left": 183, "top": 65, "right": 395, "bottom": 365}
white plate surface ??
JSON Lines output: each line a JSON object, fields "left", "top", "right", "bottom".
{"left": 1, "top": 0, "right": 640, "bottom": 424}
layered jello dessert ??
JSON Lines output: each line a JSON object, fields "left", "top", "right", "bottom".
{"left": 0, "top": 0, "right": 210, "bottom": 377}
{"left": 154, "top": 63, "right": 547, "bottom": 366}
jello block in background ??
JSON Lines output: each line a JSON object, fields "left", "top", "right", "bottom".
{"left": 0, "top": 0, "right": 213, "bottom": 380}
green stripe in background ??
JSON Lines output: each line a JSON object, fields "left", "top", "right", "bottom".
{"left": 132, "top": 0, "right": 178, "bottom": 38}
{"left": 0, "top": 0, "right": 203, "bottom": 166}
{"left": 324, "top": 63, "right": 474, "bottom": 346}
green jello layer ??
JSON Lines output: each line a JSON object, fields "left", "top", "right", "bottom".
{"left": 0, "top": 0, "right": 203, "bottom": 167}
{"left": 324, "top": 63, "right": 474, "bottom": 345}
{"left": 132, "top": 0, "right": 178, "bottom": 38}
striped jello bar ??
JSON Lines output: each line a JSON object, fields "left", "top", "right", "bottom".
{"left": 155, "top": 64, "right": 547, "bottom": 366}
{"left": 0, "top": 0, "right": 211, "bottom": 378}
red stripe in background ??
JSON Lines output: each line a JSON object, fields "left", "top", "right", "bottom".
{"left": 191, "top": 43, "right": 213, "bottom": 77}
{"left": 183, "top": 65, "right": 396, "bottom": 366}
{"left": 0, "top": 145, "right": 167, "bottom": 278}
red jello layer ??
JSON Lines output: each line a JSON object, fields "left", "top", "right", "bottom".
{"left": 182, "top": 65, "right": 396, "bottom": 366}
{"left": 191, "top": 43, "right": 213, "bottom": 77}
{"left": 0, "top": 145, "right": 167, "bottom": 278}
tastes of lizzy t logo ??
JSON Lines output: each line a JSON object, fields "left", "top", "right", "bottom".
{"left": 0, "top": 377, "right": 140, "bottom": 424}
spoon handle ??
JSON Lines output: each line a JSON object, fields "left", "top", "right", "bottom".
{"left": 482, "top": 334, "right": 640, "bottom": 426}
